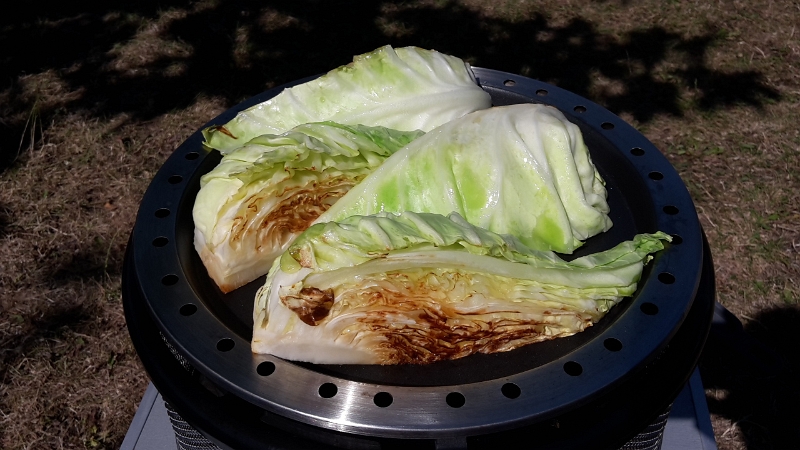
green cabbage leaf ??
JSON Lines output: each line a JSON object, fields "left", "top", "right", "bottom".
{"left": 315, "top": 104, "right": 613, "bottom": 254}
{"left": 193, "top": 122, "right": 424, "bottom": 292}
{"left": 202, "top": 45, "right": 491, "bottom": 153}
{"left": 252, "top": 211, "right": 670, "bottom": 364}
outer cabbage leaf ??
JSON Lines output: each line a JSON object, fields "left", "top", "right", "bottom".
{"left": 315, "top": 104, "right": 612, "bottom": 254}
{"left": 193, "top": 122, "right": 424, "bottom": 292}
{"left": 252, "top": 211, "right": 670, "bottom": 365}
{"left": 202, "top": 45, "right": 491, "bottom": 153}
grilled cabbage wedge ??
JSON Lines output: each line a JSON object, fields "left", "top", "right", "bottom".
{"left": 316, "top": 104, "right": 613, "bottom": 254}
{"left": 202, "top": 45, "right": 491, "bottom": 154}
{"left": 193, "top": 122, "right": 424, "bottom": 292}
{"left": 252, "top": 211, "right": 670, "bottom": 365}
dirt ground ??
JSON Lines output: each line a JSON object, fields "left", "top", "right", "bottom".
{"left": 1, "top": 1, "right": 798, "bottom": 449}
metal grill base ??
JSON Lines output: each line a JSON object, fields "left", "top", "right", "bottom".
{"left": 129, "top": 66, "right": 709, "bottom": 441}
{"left": 165, "top": 402, "right": 223, "bottom": 450}
{"left": 163, "top": 403, "right": 672, "bottom": 450}
{"left": 619, "top": 406, "right": 671, "bottom": 450}
{"left": 159, "top": 324, "right": 674, "bottom": 450}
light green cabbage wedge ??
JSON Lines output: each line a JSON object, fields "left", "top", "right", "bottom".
{"left": 193, "top": 122, "right": 424, "bottom": 293}
{"left": 202, "top": 45, "right": 491, "bottom": 153}
{"left": 315, "top": 103, "right": 613, "bottom": 254}
{"left": 252, "top": 211, "right": 670, "bottom": 365}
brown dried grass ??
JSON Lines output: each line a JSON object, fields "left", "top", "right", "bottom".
{"left": 1, "top": 1, "right": 798, "bottom": 449}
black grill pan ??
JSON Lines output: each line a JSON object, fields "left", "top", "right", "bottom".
{"left": 126, "top": 68, "right": 709, "bottom": 442}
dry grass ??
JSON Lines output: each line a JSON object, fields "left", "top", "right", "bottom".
{"left": 1, "top": 1, "right": 798, "bottom": 449}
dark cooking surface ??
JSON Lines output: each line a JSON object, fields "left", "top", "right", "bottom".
{"left": 128, "top": 67, "right": 706, "bottom": 438}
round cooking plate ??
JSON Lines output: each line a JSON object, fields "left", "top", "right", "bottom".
{"left": 130, "top": 68, "right": 703, "bottom": 438}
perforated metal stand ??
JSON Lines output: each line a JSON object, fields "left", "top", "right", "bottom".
{"left": 162, "top": 400, "right": 673, "bottom": 450}
{"left": 123, "top": 68, "right": 717, "bottom": 449}
{"left": 159, "top": 326, "right": 674, "bottom": 450}
{"left": 122, "top": 372, "right": 718, "bottom": 450}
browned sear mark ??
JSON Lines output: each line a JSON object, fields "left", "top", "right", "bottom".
{"left": 281, "top": 287, "right": 335, "bottom": 326}
{"left": 262, "top": 189, "right": 339, "bottom": 234}
{"left": 229, "top": 176, "right": 358, "bottom": 251}
{"left": 333, "top": 272, "right": 593, "bottom": 364}
{"left": 369, "top": 308, "right": 591, "bottom": 365}
{"left": 208, "top": 125, "right": 237, "bottom": 139}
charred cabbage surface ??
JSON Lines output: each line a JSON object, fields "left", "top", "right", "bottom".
{"left": 252, "top": 212, "right": 669, "bottom": 364}
{"left": 193, "top": 122, "right": 423, "bottom": 292}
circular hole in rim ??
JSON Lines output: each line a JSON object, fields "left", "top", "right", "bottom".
{"left": 671, "top": 234, "right": 683, "bottom": 245}
{"left": 501, "top": 383, "right": 521, "bottom": 399}
{"left": 216, "top": 338, "right": 235, "bottom": 352}
{"left": 601, "top": 122, "right": 615, "bottom": 130}
{"left": 503, "top": 79, "right": 516, "bottom": 86}
{"left": 649, "top": 171, "right": 664, "bottom": 180}
{"left": 658, "top": 272, "right": 676, "bottom": 284}
{"left": 155, "top": 208, "right": 170, "bottom": 218}
{"left": 374, "top": 392, "right": 393, "bottom": 407}
{"left": 168, "top": 175, "right": 183, "bottom": 184}
{"left": 257, "top": 361, "right": 276, "bottom": 376}
{"left": 318, "top": 383, "right": 338, "bottom": 398}
{"left": 630, "top": 147, "right": 645, "bottom": 156}
{"left": 161, "top": 274, "right": 179, "bottom": 286}
{"left": 535, "top": 89, "right": 548, "bottom": 96}
{"left": 604, "top": 338, "right": 623, "bottom": 352}
{"left": 179, "top": 304, "right": 197, "bottom": 316}
{"left": 641, "top": 302, "right": 659, "bottom": 315}
{"left": 574, "top": 105, "right": 587, "bottom": 113}
{"left": 185, "top": 152, "right": 200, "bottom": 160}
{"left": 564, "top": 361, "right": 583, "bottom": 376}
{"left": 446, "top": 392, "right": 466, "bottom": 408}
{"left": 663, "top": 205, "right": 679, "bottom": 215}
{"left": 152, "top": 236, "right": 169, "bottom": 247}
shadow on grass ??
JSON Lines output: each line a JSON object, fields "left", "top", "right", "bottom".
{"left": 0, "top": 302, "right": 94, "bottom": 381}
{"left": 50, "top": 248, "right": 124, "bottom": 284}
{"left": 0, "top": 0, "right": 780, "bottom": 174}
{"left": 700, "top": 305, "right": 800, "bottom": 449}
{"left": 0, "top": 204, "right": 9, "bottom": 239}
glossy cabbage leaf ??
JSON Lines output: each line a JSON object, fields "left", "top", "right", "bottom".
{"left": 202, "top": 45, "right": 491, "bottom": 153}
{"left": 315, "top": 104, "right": 613, "bottom": 254}
{"left": 193, "top": 122, "right": 424, "bottom": 293}
{"left": 252, "top": 211, "right": 670, "bottom": 364}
